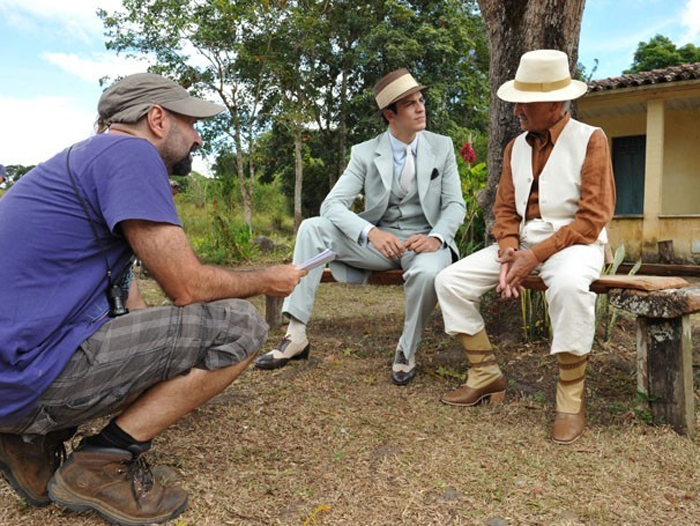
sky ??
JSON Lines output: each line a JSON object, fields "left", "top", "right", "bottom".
{"left": 1, "top": 0, "right": 700, "bottom": 171}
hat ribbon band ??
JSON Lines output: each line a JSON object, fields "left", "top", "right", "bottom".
{"left": 376, "top": 75, "right": 419, "bottom": 109}
{"left": 513, "top": 76, "right": 572, "bottom": 92}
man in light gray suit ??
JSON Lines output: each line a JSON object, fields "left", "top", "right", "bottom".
{"left": 255, "top": 68, "right": 466, "bottom": 385}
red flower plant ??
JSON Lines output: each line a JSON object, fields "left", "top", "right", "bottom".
{"left": 460, "top": 141, "right": 476, "bottom": 164}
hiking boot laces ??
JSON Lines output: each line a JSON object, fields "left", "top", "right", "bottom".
{"left": 121, "top": 455, "right": 154, "bottom": 503}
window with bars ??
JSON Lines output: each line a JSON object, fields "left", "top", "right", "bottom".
{"left": 611, "top": 135, "right": 646, "bottom": 216}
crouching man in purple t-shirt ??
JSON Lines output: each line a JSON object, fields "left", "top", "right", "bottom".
{"left": 0, "top": 73, "right": 306, "bottom": 525}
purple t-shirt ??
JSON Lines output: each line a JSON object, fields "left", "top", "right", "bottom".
{"left": 0, "top": 134, "right": 181, "bottom": 424}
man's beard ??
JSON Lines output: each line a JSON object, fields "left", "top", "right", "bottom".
{"left": 171, "top": 152, "right": 193, "bottom": 176}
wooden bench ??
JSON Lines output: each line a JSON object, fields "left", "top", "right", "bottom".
{"left": 264, "top": 269, "right": 697, "bottom": 437}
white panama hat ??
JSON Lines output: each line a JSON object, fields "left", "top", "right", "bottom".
{"left": 496, "top": 49, "right": 587, "bottom": 103}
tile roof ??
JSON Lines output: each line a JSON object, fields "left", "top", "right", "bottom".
{"left": 587, "top": 62, "right": 700, "bottom": 92}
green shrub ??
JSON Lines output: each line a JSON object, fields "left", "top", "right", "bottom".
{"left": 456, "top": 161, "right": 487, "bottom": 256}
{"left": 175, "top": 176, "right": 295, "bottom": 264}
{"left": 520, "top": 288, "right": 551, "bottom": 343}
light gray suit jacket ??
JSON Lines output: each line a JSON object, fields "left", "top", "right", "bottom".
{"left": 320, "top": 130, "right": 466, "bottom": 283}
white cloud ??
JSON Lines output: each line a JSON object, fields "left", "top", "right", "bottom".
{"left": 681, "top": 0, "right": 700, "bottom": 41}
{"left": 0, "top": 0, "right": 217, "bottom": 174}
{"left": 192, "top": 155, "right": 215, "bottom": 177}
{"left": 43, "top": 52, "right": 153, "bottom": 85}
{"left": 0, "top": 96, "right": 96, "bottom": 166}
{"left": 0, "top": 94, "right": 214, "bottom": 175}
{"left": 0, "top": 0, "right": 124, "bottom": 42}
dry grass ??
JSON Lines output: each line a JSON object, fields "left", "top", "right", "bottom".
{"left": 2, "top": 276, "right": 699, "bottom": 526}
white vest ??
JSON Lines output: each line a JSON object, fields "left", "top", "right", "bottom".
{"left": 511, "top": 118, "right": 607, "bottom": 243}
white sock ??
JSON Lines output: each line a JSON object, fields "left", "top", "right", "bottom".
{"left": 286, "top": 317, "right": 307, "bottom": 343}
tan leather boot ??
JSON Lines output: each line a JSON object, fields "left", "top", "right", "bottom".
{"left": 552, "top": 353, "right": 588, "bottom": 445}
{"left": 441, "top": 330, "right": 506, "bottom": 406}
{"left": 48, "top": 443, "right": 188, "bottom": 525}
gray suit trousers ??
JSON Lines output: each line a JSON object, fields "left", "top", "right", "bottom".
{"left": 283, "top": 217, "right": 453, "bottom": 359}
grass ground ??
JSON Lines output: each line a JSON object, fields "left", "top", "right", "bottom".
{"left": 1, "top": 270, "right": 699, "bottom": 525}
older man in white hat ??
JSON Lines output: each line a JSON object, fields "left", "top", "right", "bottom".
{"left": 435, "top": 50, "right": 616, "bottom": 444}
{"left": 255, "top": 68, "right": 466, "bottom": 386}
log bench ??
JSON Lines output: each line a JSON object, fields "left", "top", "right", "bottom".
{"left": 264, "top": 269, "right": 698, "bottom": 436}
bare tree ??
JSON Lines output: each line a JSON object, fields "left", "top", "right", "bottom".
{"left": 476, "top": 0, "right": 586, "bottom": 238}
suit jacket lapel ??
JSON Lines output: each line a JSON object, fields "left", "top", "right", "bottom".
{"left": 416, "top": 133, "right": 436, "bottom": 201}
{"left": 373, "top": 132, "right": 394, "bottom": 191}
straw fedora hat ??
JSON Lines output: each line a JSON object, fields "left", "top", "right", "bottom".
{"left": 496, "top": 49, "right": 587, "bottom": 103}
{"left": 373, "top": 68, "right": 428, "bottom": 111}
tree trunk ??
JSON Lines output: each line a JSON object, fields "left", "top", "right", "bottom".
{"left": 476, "top": 0, "right": 586, "bottom": 242}
{"left": 293, "top": 130, "right": 304, "bottom": 233}
{"left": 246, "top": 122, "right": 257, "bottom": 227}
{"left": 235, "top": 124, "right": 253, "bottom": 226}
{"left": 334, "top": 69, "right": 349, "bottom": 189}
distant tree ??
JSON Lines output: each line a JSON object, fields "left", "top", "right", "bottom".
{"left": 624, "top": 34, "right": 700, "bottom": 74}
{"left": 346, "top": 0, "right": 489, "bottom": 151}
{"left": 257, "top": 125, "right": 329, "bottom": 218}
{"left": 255, "top": 3, "right": 325, "bottom": 232}
{"left": 99, "top": 0, "right": 287, "bottom": 226}
{"left": 678, "top": 43, "right": 700, "bottom": 64}
{"left": 577, "top": 58, "right": 598, "bottom": 82}
{"left": 2, "top": 164, "right": 34, "bottom": 187}
{"left": 476, "top": 0, "right": 586, "bottom": 240}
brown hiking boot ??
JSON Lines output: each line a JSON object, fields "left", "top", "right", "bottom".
{"left": 0, "top": 428, "right": 75, "bottom": 507}
{"left": 47, "top": 444, "right": 188, "bottom": 526}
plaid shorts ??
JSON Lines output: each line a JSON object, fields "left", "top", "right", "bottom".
{"left": 3, "top": 299, "right": 268, "bottom": 435}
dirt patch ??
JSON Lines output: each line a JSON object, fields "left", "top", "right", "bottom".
{"left": 1, "top": 279, "right": 698, "bottom": 525}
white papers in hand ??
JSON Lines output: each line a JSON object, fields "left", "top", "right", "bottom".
{"left": 296, "top": 248, "right": 337, "bottom": 271}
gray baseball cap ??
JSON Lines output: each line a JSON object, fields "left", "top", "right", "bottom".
{"left": 98, "top": 72, "right": 225, "bottom": 126}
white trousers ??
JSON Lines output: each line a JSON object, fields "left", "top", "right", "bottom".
{"left": 435, "top": 220, "right": 604, "bottom": 356}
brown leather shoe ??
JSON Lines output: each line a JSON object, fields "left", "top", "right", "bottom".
{"left": 440, "top": 376, "right": 507, "bottom": 406}
{"left": 48, "top": 444, "right": 188, "bottom": 525}
{"left": 552, "top": 404, "right": 585, "bottom": 445}
{"left": 0, "top": 428, "right": 75, "bottom": 507}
